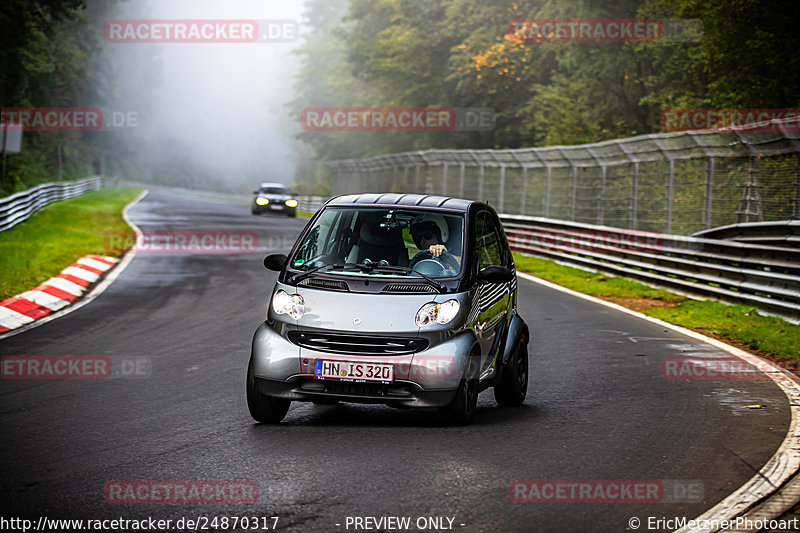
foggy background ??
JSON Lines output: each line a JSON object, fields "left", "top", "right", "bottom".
{"left": 109, "top": 0, "right": 306, "bottom": 190}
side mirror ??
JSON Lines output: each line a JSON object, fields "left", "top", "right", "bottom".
{"left": 478, "top": 265, "right": 513, "bottom": 283}
{"left": 252, "top": 190, "right": 259, "bottom": 195}
{"left": 264, "top": 253, "right": 287, "bottom": 272}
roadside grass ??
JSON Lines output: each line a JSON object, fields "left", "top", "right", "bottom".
{"left": 513, "top": 252, "right": 800, "bottom": 361}
{"left": 0, "top": 188, "right": 142, "bottom": 300}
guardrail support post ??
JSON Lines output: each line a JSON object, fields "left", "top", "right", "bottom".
{"left": 414, "top": 165, "right": 420, "bottom": 193}
{"left": 459, "top": 163, "right": 465, "bottom": 198}
{"left": 704, "top": 157, "right": 715, "bottom": 229}
{"left": 442, "top": 162, "right": 449, "bottom": 196}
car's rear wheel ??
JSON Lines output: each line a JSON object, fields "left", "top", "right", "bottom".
{"left": 441, "top": 355, "right": 478, "bottom": 425}
{"left": 246, "top": 360, "right": 290, "bottom": 423}
{"left": 494, "top": 336, "right": 528, "bottom": 406}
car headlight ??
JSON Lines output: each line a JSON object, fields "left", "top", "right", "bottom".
{"left": 415, "top": 299, "right": 460, "bottom": 327}
{"left": 256, "top": 197, "right": 269, "bottom": 206}
{"left": 271, "top": 290, "right": 304, "bottom": 320}
{"left": 285, "top": 199, "right": 298, "bottom": 208}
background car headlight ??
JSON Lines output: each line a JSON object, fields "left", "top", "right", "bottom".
{"left": 271, "top": 289, "right": 304, "bottom": 320}
{"left": 415, "top": 299, "right": 460, "bottom": 327}
{"left": 285, "top": 199, "right": 298, "bottom": 208}
{"left": 256, "top": 197, "right": 269, "bottom": 206}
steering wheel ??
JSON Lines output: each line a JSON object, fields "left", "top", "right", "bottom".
{"left": 413, "top": 251, "right": 458, "bottom": 276}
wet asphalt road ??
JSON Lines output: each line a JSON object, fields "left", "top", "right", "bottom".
{"left": 0, "top": 191, "right": 790, "bottom": 532}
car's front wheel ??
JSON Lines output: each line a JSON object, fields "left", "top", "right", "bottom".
{"left": 246, "top": 360, "right": 290, "bottom": 423}
{"left": 441, "top": 355, "right": 478, "bottom": 425}
{"left": 494, "top": 336, "right": 528, "bottom": 406}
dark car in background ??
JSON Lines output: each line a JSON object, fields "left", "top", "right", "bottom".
{"left": 252, "top": 183, "right": 298, "bottom": 217}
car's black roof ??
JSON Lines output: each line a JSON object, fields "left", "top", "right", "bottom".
{"left": 325, "top": 193, "right": 474, "bottom": 212}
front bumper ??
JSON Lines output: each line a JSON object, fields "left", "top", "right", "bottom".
{"left": 250, "top": 321, "right": 476, "bottom": 408}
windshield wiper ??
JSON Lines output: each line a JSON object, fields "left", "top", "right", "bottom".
{"left": 362, "top": 264, "right": 446, "bottom": 293}
{"left": 290, "top": 262, "right": 373, "bottom": 284}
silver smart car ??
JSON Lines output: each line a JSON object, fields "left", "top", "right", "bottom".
{"left": 247, "top": 193, "right": 529, "bottom": 424}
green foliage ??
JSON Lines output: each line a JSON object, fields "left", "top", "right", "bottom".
{"left": 291, "top": 0, "right": 799, "bottom": 193}
{"left": 0, "top": 187, "right": 141, "bottom": 300}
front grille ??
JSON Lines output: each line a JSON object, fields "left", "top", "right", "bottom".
{"left": 298, "top": 278, "right": 349, "bottom": 291}
{"left": 288, "top": 331, "right": 428, "bottom": 355}
{"left": 381, "top": 283, "right": 438, "bottom": 293}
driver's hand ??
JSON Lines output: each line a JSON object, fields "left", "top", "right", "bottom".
{"left": 428, "top": 244, "right": 447, "bottom": 257}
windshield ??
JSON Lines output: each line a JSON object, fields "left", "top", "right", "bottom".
{"left": 290, "top": 207, "right": 465, "bottom": 279}
{"left": 259, "top": 187, "right": 291, "bottom": 195}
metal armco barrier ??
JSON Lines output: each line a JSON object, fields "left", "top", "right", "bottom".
{"left": 0, "top": 176, "right": 102, "bottom": 232}
{"left": 500, "top": 215, "right": 800, "bottom": 321}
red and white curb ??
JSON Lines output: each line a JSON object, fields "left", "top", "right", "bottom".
{"left": 0, "top": 255, "right": 119, "bottom": 333}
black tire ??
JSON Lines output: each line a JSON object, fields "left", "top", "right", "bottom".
{"left": 246, "top": 361, "right": 290, "bottom": 423}
{"left": 441, "top": 356, "right": 479, "bottom": 425}
{"left": 494, "top": 336, "right": 529, "bottom": 406}
{"left": 287, "top": 210, "right": 296, "bottom": 218}
{"left": 251, "top": 208, "right": 260, "bottom": 215}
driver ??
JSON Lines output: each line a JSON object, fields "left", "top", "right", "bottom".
{"left": 409, "top": 215, "right": 460, "bottom": 273}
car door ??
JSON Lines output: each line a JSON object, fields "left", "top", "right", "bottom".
{"left": 472, "top": 209, "right": 512, "bottom": 377}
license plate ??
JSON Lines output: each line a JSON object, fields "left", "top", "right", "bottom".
{"left": 270, "top": 204, "right": 284, "bottom": 210}
{"left": 315, "top": 360, "right": 393, "bottom": 382}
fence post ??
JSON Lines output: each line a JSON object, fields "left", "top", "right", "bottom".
{"left": 737, "top": 156, "right": 763, "bottom": 223}
{"left": 414, "top": 165, "right": 421, "bottom": 193}
{"left": 459, "top": 162, "right": 465, "bottom": 197}
{"left": 665, "top": 159, "right": 674, "bottom": 233}
{"left": 544, "top": 166, "right": 551, "bottom": 218}
{"left": 477, "top": 165, "right": 484, "bottom": 202}
{"left": 569, "top": 164, "right": 577, "bottom": 221}
{"left": 498, "top": 164, "right": 506, "bottom": 214}
{"left": 442, "top": 162, "right": 449, "bottom": 196}
{"left": 597, "top": 165, "right": 607, "bottom": 225}
{"left": 520, "top": 166, "right": 528, "bottom": 215}
{"left": 631, "top": 162, "right": 639, "bottom": 229}
{"left": 704, "top": 157, "right": 715, "bottom": 229}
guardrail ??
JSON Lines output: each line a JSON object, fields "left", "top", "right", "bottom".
{"left": 0, "top": 176, "right": 103, "bottom": 232}
{"left": 693, "top": 220, "right": 800, "bottom": 248}
{"left": 500, "top": 215, "right": 800, "bottom": 321}
{"left": 297, "top": 196, "right": 327, "bottom": 214}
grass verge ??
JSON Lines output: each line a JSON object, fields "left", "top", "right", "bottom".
{"left": 0, "top": 188, "right": 142, "bottom": 300}
{"left": 513, "top": 252, "right": 800, "bottom": 361}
